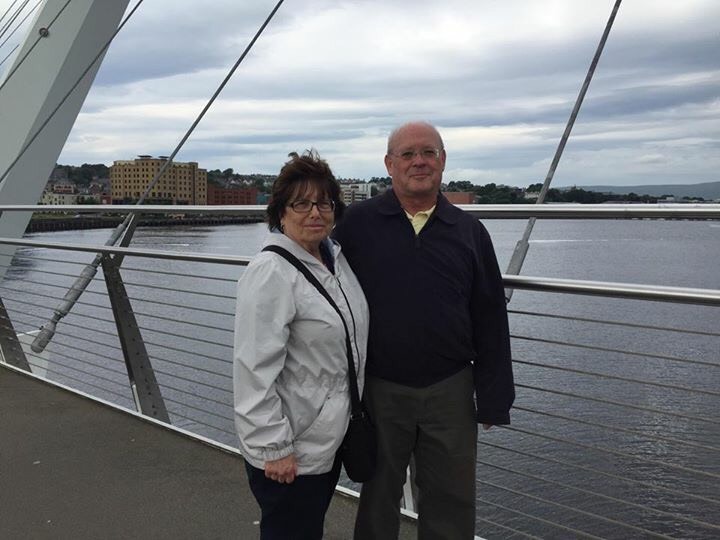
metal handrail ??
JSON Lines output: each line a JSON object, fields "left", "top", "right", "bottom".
{"left": 2, "top": 203, "right": 720, "bottom": 219}
{"left": 1, "top": 236, "right": 716, "bottom": 539}
{"left": 1, "top": 237, "right": 719, "bottom": 306}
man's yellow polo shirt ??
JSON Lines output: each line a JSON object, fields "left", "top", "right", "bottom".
{"left": 404, "top": 205, "right": 436, "bottom": 235}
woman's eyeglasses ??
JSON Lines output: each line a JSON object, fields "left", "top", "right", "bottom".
{"left": 288, "top": 199, "right": 335, "bottom": 213}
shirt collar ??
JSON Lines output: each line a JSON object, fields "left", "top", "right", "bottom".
{"left": 378, "top": 188, "right": 461, "bottom": 225}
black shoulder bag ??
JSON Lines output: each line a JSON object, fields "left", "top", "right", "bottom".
{"left": 262, "top": 245, "right": 376, "bottom": 482}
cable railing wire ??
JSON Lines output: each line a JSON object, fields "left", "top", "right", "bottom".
{"left": 132, "top": 309, "right": 233, "bottom": 333}
{"left": 0, "top": 261, "right": 107, "bottom": 281}
{"left": 478, "top": 440, "right": 720, "bottom": 506}
{"left": 475, "top": 514, "right": 542, "bottom": 540}
{"left": 479, "top": 459, "right": 720, "bottom": 532}
{"left": 3, "top": 315, "right": 123, "bottom": 355}
{"left": 148, "top": 353, "right": 231, "bottom": 381}
{"left": 1, "top": 274, "right": 109, "bottom": 296}
{"left": 517, "top": 382, "right": 719, "bottom": 425}
{"left": 0, "top": 285, "right": 112, "bottom": 312}
{"left": 161, "top": 396, "right": 234, "bottom": 432}
{"left": 509, "top": 308, "right": 720, "bottom": 338}
{"left": 476, "top": 496, "right": 604, "bottom": 540}
{"left": 154, "top": 367, "right": 231, "bottom": 396}
{"left": 137, "top": 325, "right": 232, "bottom": 349}
{"left": 121, "top": 265, "right": 236, "bottom": 283}
{"left": 40, "top": 352, "right": 126, "bottom": 385}
{"left": 41, "top": 345, "right": 126, "bottom": 378}
{"left": 25, "top": 365, "right": 130, "bottom": 403}
{"left": 156, "top": 379, "right": 232, "bottom": 411}
{"left": 513, "top": 357, "right": 720, "bottom": 397}
{"left": 9, "top": 254, "right": 94, "bottom": 267}
{"left": 512, "top": 333, "right": 720, "bottom": 369}
{"left": 127, "top": 294, "right": 233, "bottom": 317}
{"left": 24, "top": 353, "right": 129, "bottom": 400}
{"left": 165, "top": 407, "right": 236, "bottom": 438}
{"left": 143, "top": 336, "right": 231, "bottom": 365}
{"left": 478, "top": 478, "right": 674, "bottom": 540}
{"left": 501, "top": 424, "right": 720, "bottom": 480}
{"left": 48, "top": 338, "right": 123, "bottom": 365}
{"left": 122, "top": 279, "right": 235, "bottom": 300}
{"left": 513, "top": 404, "right": 720, "bottom": 453}
{"left": 5, "top": 302, "right": 117, "bottom": 336}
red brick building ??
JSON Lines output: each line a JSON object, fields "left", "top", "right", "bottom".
{"left": 207, "top": 184, "right": 258, "bottom": 205}
{"left": 443, "top": 191, "right": 476, "bottom": 204}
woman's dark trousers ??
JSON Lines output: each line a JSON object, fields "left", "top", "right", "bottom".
{"left": 245, "top": 454, "right": 342, "bottom": 540}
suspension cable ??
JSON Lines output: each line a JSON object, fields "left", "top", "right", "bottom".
{"left": 24, "top": 0, "right": 286, "bottom": 355}
{"left": 0, "top": 0, "right": 72, "bottom": 93}
{"left": 0, "top": 0, "right": 40, "bottom": 53}
{"left": 0, "top": 0, "right": 29, "bottom": 41}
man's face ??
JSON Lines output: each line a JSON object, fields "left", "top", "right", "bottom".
{"left": 385, "top": 124, "right": 446, "bottom": 202}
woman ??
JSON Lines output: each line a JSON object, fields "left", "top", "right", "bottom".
{"left": 234, "top": 150, "right": 369, "bottom": 539}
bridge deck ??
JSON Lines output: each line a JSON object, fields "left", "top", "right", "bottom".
{"left": 0, "top": 366, "right": 416, "bottom": 539}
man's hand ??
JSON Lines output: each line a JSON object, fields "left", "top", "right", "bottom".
{"left": 482, "top": 424, "right": 493, "bottom": 431}
{"left": 264, "top": 454, "right": 298, "bottom": 484}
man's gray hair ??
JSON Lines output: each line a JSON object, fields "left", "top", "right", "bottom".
{"left": 386, "top": 121, "right": 445, "bottom": 154}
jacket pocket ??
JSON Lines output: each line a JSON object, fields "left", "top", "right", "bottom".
{"left": 294, "top": 393, "right": 348, "bottom": 463}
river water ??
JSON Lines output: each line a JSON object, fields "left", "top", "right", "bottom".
{"left": 4, "top": 218, "right": 719, "bottom": 539}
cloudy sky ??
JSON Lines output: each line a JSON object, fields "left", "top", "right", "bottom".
{"left": 1, "top": 0, "right": 718, "bottom": 187}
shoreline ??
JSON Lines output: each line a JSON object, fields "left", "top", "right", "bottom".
{"left": 25, "top": 215, "right": 265, "bottom": 233}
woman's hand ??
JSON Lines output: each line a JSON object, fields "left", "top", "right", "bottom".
{"left": 264, "top": 454, "right": 298, "bottom": 484}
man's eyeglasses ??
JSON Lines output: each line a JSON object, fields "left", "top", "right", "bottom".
{"left": 288, "top": 199, "right": 335, "bottom": 213}
{"left": 391, "top": 148, "right": 442, "bottom": 161}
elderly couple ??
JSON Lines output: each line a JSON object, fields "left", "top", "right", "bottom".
{"left": 233, "top": 121, "right": 515, "bottom": 540}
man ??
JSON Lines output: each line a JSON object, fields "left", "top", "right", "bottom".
{"left": 333, "top": 121, "right": 514, "bottom": 539}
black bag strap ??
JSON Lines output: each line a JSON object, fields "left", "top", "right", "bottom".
{"left": 261, "top": 245, "right": 362, "bottom": 415}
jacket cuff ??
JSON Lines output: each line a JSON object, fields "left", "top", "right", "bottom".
{"left": 476, "top": 409, "right": 511, "bottom": 426}
{"left": 259, "top": 443, "right": 295, "bottom": 462}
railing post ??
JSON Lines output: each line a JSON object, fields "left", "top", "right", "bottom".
{"left": 101, "top": 253, "right": 170, "bottom": 423}
{"left": 0, "top": 296, "right": 30, "bottom": 371}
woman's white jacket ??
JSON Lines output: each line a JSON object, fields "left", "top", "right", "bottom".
{"left": 234, "top": 233, "right": 369, "bottom": 475}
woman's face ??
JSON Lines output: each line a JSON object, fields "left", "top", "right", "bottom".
{"left": 281, "top": 184, "right": 335, "bottom": 255}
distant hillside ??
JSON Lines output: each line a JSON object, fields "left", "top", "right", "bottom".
{"left": 567, "top": 181, "right": 720, "bottom": 200}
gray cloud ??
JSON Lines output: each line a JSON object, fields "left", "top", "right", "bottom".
{"left": 1, "top": 0, "right": 717, "bottom": 187}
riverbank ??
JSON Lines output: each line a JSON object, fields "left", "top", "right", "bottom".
{"left": 25, "top": 215, "right": 264, "bottom": 233}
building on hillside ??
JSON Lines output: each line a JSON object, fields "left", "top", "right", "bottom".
{"left": 207, "top": 183, "right": 258, "bottom": 205}
{"left": 340, "top": 183, "right": 372, "bottom": 205}
{"left": 40, "top": 192, "right": 78, "bottom": 205}
{"left": 444, "top": 191, "right": 476, "bottom": 204}
{"left": 110, "top": 156, "right": 207, "bottom": 204}
{"left": 50, "top": 181, "right": 77, "bottom": 194}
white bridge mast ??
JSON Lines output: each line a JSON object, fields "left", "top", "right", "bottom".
{"left": 0, "top": 0, "right": 130, "bottom": 280}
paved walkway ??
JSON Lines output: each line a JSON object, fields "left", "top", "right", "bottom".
{"left": 0, "top": 365, "right": 416, "bottom": 539}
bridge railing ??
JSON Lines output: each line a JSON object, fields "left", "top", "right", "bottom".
{"left": 0, "top": 203, "right": 718, "bottom": 538}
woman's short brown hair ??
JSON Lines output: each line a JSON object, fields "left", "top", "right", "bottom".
{"left": 266, "top": 150, "right": 345, "bottom": 231}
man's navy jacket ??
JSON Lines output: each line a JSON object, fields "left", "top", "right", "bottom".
{"left": 333, "top": 189, "right": 514, "bottom": 425}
